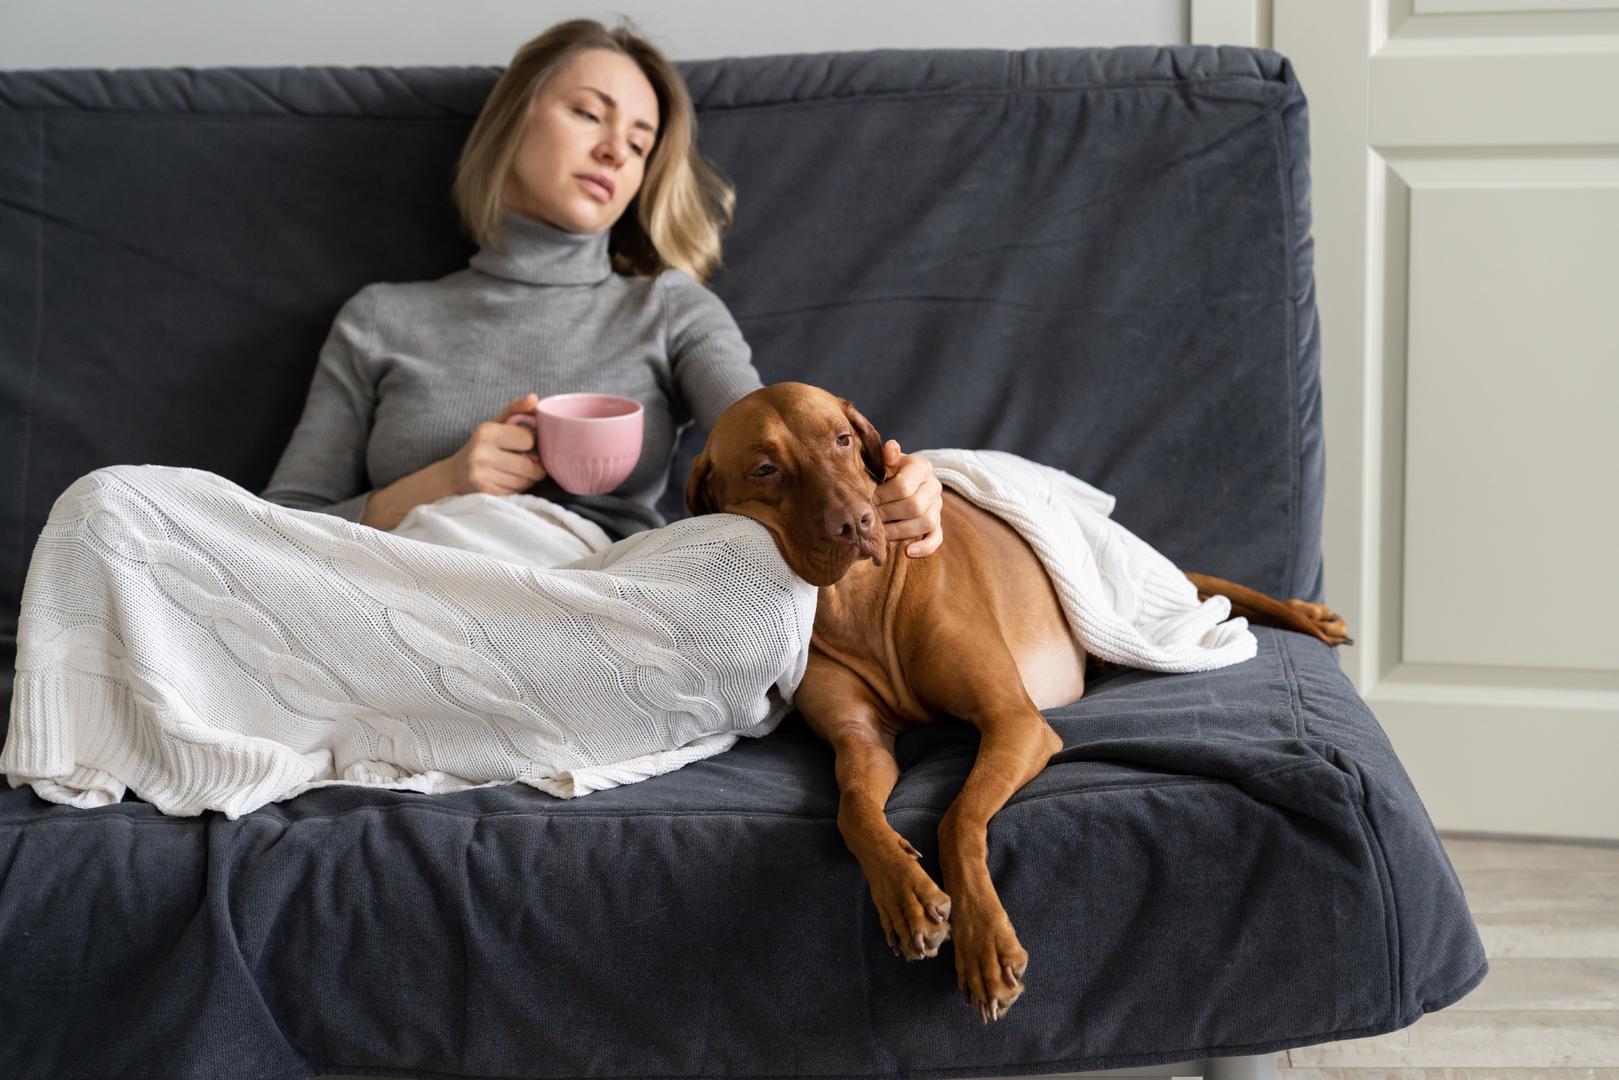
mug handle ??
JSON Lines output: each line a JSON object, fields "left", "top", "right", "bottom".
{"left": 504, "top": 411, "right": 543, "bottom": 464}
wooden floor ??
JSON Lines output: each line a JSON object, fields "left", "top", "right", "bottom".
{"left": 1271, "top": 831, "right": 1619, "bottom": 1080}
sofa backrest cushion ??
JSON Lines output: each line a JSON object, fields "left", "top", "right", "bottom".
{"left": 0, "top": 47, "right": 1324, "bottom": 674}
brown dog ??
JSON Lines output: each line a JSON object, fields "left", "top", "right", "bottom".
{"left": 685, "top": 382, "right": 1350, "bottom": 1024}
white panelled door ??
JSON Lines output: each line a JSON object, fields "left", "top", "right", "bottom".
{"left": 1193, "top": 0, "right": 1619, "bottom": 840}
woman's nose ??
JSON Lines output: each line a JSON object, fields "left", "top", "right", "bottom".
{"left": 594, "top": 137, "right": 627, "bottom": 167}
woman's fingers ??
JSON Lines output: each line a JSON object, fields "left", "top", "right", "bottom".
{"left": 881, "top": 511, "right": 944, "bottom": 557}
{"left": 872, "top": 442, "right": 944, "bottom": 558}
{"left": 881, "top": 438, "right": 904, "bottom": 477}
{"left": 912, "top": 524, "right": 944, "bottom": 557}
{"left": 485, "top": 455, "right": 545, "bottom": 491}
{"left": 495, "top": 393, "right": 539, "bottom": 422}
{"left": 874, "top": 443, "right": 925, "bottom": 503}
{"left": 876, "top": 475, "right": 940, "bottom": 523}
{"left": 464, "top": 422, "right": 546, "bottom": 494}
{"left": 877, "top": 479, "right": 944, "bottom": 557}
{"left": 483, "top": 419, "right": 537, "bottom": 453}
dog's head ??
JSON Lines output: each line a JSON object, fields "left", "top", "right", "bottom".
{"left": 685, "top": 382, "right": 888, "bottom": 587}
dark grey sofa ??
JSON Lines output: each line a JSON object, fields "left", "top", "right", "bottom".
{"left": 0, "top": 46, "right": 1486, "bottom": 1080}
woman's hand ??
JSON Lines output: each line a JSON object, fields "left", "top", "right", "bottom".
{"left": 874, "top": 439, "right": 944, "bottom": 558}
{"left": 444, "top": 393, "right": 549, "bottom": 497}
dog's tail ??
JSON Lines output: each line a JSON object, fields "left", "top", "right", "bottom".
{"left": 1185, "top": 573, "right": 1353, "bottom": 647}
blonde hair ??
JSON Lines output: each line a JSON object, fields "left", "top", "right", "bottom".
{"left": 452, "top": 18, "right": 735, "bottom": 283}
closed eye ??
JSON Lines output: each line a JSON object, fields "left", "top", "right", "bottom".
{"left": 574, "top": 108, "right": 649, "bottom": 157}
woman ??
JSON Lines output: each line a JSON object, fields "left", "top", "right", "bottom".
{"left": 261, "top": 17, "right": 945, "bottom": 557}
{"left": 0, "top": 18, "right": 945, "bottom": 816}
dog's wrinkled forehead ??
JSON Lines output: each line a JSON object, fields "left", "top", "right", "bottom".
{"left": 712, "top": 384, "right": 849, "bottom": 463}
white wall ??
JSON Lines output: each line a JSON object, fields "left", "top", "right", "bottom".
{"left": 0, "top": 1, "right": 1188, "bottom": 69}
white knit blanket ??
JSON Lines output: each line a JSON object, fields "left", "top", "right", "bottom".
{"left": 2, "top": 453, "right": 1253, "bottom": 819}
{"left": 1, "top": 466, "right": 817, "bottom": 817}
{"left": 919, "top": 449, "right": 1256, "bottom": 671}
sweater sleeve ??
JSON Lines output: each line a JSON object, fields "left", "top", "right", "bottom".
{"left": 660, "top": 268, "right": 764, "bottom": 433}
{"left": 261, "top": 286, "right": 379, "bottom": 522}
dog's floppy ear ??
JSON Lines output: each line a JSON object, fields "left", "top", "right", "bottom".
{"left": 684, "top": 451, "right": 719, "bottom": 516}
{"left": 839, "top": 398, "right": 887, "bottom": 483}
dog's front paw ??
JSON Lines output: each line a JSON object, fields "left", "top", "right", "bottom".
{"left": 952, "top": 906, "right": 1028, "bottom": 1023}
{"left": 868, "top": 838, "right": 952, "bottom": 961}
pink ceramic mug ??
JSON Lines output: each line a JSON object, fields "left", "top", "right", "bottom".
{"left": 506, "top": 393, "right": 644, "bottom": 496}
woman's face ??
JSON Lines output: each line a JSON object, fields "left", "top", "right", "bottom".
{"left": 503, "top": 48, "right": 661, "bottom": 235}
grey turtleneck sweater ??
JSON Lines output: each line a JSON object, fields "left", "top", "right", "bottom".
{"left": 261, "top": 209, "right": 764, "bottom": 540}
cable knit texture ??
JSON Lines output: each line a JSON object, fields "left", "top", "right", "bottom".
{"left": 1, "top": 465, "right": 817, "bottom": 818}
{"left": 259, "top": 207, "right": 764, "bottom": 539}
{"left": 2, "top": 449, "right": 1251, "bottom": 820}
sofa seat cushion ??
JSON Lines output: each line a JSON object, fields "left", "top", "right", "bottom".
{"left": 0, "top": 628, "right": 1484, "bottom": 1079}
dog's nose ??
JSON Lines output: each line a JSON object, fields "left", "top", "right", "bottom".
{"left": 824, "top": 503, "right": 874, "bottom": 544}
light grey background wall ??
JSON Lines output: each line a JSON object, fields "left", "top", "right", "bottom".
{"left": 0, "top": 0, "right": 1189, "bottom": 68}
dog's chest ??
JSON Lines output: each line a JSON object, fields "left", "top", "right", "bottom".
{"left": 810, "top": 496, "right": 1090, "bottom": 727}
{"left": 811, "top": 565, "right": 934, "bottom": 729}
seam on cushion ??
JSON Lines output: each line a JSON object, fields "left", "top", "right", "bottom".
{"left": 206, "top": 824, "right": 300, "bottom": 1074}
{"left": 12, "top": 111, "right": 45, "bottom": 647}
{"left": 1277, "top": 631, "right": 1341, "bottom": 1021}
{"left": 457, "top": 819, "right": 476, "bottom": 1063}
{"left": 696, "top": 69, "right": 1286, "bottom": 111}
{"left": 697, "top": 79, "right": 1280, "bottom": 121}
{"left": 0, "top": 803, "right": 851, "bottom": 829}
{"left": 0, "top": 72, "right": 1284, "bottom": 120}
{"left": 1274, "top": 625, "right": 1305, "bottom": 742}
{"left": 1270, "top": 104, "right": 1301, "bottom": 599}
{"left": 0, "top": 109, "right": 476, "bottom": 126}
{"left": 0, "top": 770, "right": 1320, "bottom": 830}
{"left": 889, "top": 757, "right": 1328, "bottom": 821}
{"left": 1285, "top": 632, "right": 1405, "bottom": 1025}
{"left": 891, "top": 760, "right": 1326, "bottom": 815}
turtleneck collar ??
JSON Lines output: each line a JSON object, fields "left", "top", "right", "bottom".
{"left": 469, "top": 208, "right": 614, "bottom": 286}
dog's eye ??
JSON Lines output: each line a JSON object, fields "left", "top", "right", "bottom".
{"left": 837, "top": 433, "right": 853, "bottom": 447}
{"left": 751, "top": 464, "right": 777, "bottom": 479}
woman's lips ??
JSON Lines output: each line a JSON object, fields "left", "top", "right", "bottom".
{"left": 577, "top": 176, "right": 613, "bottom": 203}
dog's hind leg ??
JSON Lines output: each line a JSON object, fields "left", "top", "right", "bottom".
{"left": 1185, "top": 572, "right": 1353, "bottom": 646}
